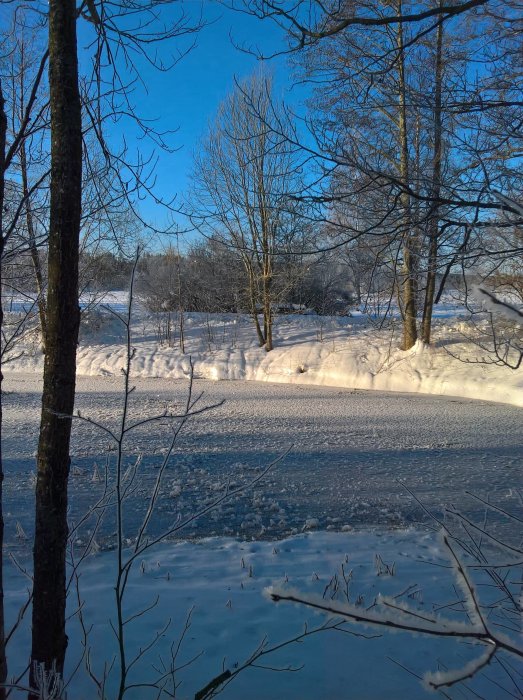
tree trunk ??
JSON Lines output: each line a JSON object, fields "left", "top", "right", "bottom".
{"left": 262, "top": 252, "right": 273, "bottom": 352}
{"left": 20, "top": 140, "right": 47, "bottom": 349}
{"left": 176, "top": 247, "right": 185, "bottom": 353}
{"left": 246, "top": 265, "right": 265, "bottom": 346}
{"left": 30, "top": 0, "right": 82, "bottom": 690}
{"left": 18, "top": 41, "right": 47, "bottom": 350}
{"left": 397, "top": 7, "right": 418, "bottom": 350}
{"left": 263, "top": 276, "right": 273, "bottom": 352}
{"left": 421, "top": 8, "right": 444, "bottom": 344}
{"left": 0, "top": 79, "right": 9, "bottom": 700}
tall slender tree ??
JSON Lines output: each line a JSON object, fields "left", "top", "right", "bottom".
{"left": 0, "top": 78, "right": 8, "bottom": 700}
{"left": 27, "top": 1, "right": 203, "bottom": 688}
{"left": 30, "top": 0, "right": 82, "bottom": 687}
{"left": 0, "top": 16, "right": 51, "bottom": 691}
{"left": 421, "top": 4, "right": 444, "bottom": 344}
{"left": 395, "top": 1, "right": 417, "bottom": 349}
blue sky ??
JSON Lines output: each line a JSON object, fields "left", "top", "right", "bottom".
{"left": 78, "top": 2, "right": 304, "bottom": 242}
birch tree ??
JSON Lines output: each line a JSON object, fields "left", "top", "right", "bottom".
{"left": 190, "top": 73, "right": 306, "bottom": 351}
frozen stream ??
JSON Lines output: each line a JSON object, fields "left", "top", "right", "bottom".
{"left": 3, "top": 373, "right": 522, "bottom": 548}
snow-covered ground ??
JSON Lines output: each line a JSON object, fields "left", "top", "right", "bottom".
{"left": 4, "top": 530, "right": 521, "bottom": 700}
{"left": 2, "top": 375, "right": 521, "bottom": 547}
{"left": 4, "top": 291, "right": 522, "bottom": 406}
{"left": 1, "top": 294, "right": 522, "bottom": 698}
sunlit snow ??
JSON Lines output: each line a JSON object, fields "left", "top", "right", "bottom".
{"left": 2, "top": 294, "right": 521, "bottom": 698}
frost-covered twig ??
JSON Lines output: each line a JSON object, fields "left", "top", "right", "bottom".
{"left": 9, "top": 662, "right": 66, "bottom": 700}
{"left": 266, "top": 586, "right": 522, "bottom": 656}
{"left": 266, "top": 494, "right": 523, "bottom": 697}
{"left": 194, "top": 618, "right": 368, "bottom": 700}
{"left": 423, "top": 642, "right": 496, "bottom": 690}
{"left": 474, "top": 287, "right": 523, "bottom": 324}
{"left": 72, "top": 250, "right": 293, "bottom": 700}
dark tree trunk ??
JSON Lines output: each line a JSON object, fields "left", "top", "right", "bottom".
{"left": 20, "top": 141, "right": 47, "bottom": 348}
{"left": 263, "top": 269, "right": 273, "bottom": 352}
{"left": 397, "top": 9, "right": 418, "bottom": 351}
{"left": 247, "top": 267, "right": 265, "bottom": 346}
{"left": 30, "top": 0, "right": 81, "bottom": 689}
{"left": 0, "top": 79, "right": 9, "bottom": 700}
{"left": 421, "top": 10, "right": 444, "bottom": 344}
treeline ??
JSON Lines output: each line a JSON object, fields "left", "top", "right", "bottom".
{"left": 88, "top": 243, "right": 358, "bottom": 316}
{"left": 4, "top": 222, "right": 519, "bottom": 328}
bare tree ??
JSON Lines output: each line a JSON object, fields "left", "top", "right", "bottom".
{"left": 231, "top": 0, "right": 490, "bottom": 51}
{"left": 189, "top": 73, "right": 307, "bottom": 351}
{"left": 7, "top": 27, "right": 50, "bottom": 351}
{"left": 0, "top": 73, "right": 8, "bottom": 700}
{"left": 0, "top": 12, "right": 143, "bottom": 357}
{"left": 231, "top": 0, "right": 522, "bottom": 349}
{"left": 184, "top": 237, "right": 246, "bottom": 314}
{"left": 0, "top": 13, "right": 51, "bottom": 696}
{"left": 420, "top": 2, "right": 443, "bottom": 344}
{"left": 27, "top": 0, "right": 204, "bottom": 688}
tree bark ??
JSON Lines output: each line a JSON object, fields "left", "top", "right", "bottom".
{"left": 263, "top": 282, "right": 273, "bottom": 351}
{"left": 30, "top": 0, "right": 82, "bottom": 689}
{"left": 0, "top": 79, "right": 9, "bottom": 700}
{"left": 246, "top": 265, "right": 265, "bottom": 346}
{"left": 421, "top": 8, "right": 444, "bottom": 344}
{"left": 262, "top": 263, "right": 273, "bottom": 352}
{"left": 397, "top": 6, "right": 418, "bottom": 350}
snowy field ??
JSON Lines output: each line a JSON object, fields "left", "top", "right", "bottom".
{"left": 1, "top": 294, "right": 522, "bottom": 698}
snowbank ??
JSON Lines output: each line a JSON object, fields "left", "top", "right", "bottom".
{"left": 4, "top": 298, "right": 522, "bottom": 407}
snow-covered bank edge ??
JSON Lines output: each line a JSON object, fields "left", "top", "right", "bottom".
{"left": 7, "top": 336, "right": 522, "bottom": 408}
{"left": 4, "top": 308, "right": 522, "bottom": 407}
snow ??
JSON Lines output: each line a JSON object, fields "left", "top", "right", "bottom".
{"left": 1, "top": 293, "right": 522, "bottom": 698}
{"left": 2, "top": 374, "right": 521, "bottom": 546}
{"left": 3, "top": 292, "right": 522, "bottom": 407}
{"left": 4, "top": 530, "right": 520, "bottom": 699}
{"left": 472, "top": 286, "right": 523, "bottom": 323}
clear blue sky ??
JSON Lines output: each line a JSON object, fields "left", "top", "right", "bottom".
{"left": 78, "top": 2, "right": 304, "bottom": 243}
